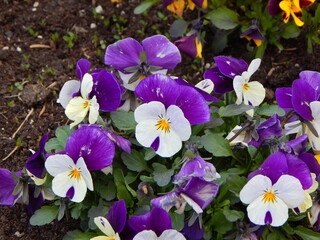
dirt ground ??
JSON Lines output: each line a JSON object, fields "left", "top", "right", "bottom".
{"left": 0, "top": 0, "right": 320, "bottom": 239}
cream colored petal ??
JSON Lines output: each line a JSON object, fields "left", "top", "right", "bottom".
{"left": 81, "top": 73, "right": 93, "bottom": 99}
{"left": 89, "top": 96, "right": 100, "bottom": 124}
{"left": 65, "top": 96, "right": 90, "bottom": 128}
{"left": 233, "top": 75, "right": 244, "bottom": 104}
{"left": 243, "top": 81, "right": 265, "bottom": 106}
{"left": 93, "top": 217, "right": 116, "bottom": 238}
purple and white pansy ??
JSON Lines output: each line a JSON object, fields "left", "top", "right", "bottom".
{"left": 58, "top": 59, "right": 123, "bottom": 128}
{"left": 134, "top": 73, "right": 210, "bottom": 157}
{"left": 105, "top": 35, "right": 181, "bottom": 90}
{"left": 45, "top": 126, "right": 115, "bottom": 202}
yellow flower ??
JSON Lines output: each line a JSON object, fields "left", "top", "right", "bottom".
{"left": 279, "top": 0, "right": 304, "bottom": 26}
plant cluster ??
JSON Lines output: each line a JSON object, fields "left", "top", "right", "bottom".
{"left": 2, "top": 28, "right": 320, "bottom": 240}
{"left": 136, "top": 0, "right": 320, "bottom": 57}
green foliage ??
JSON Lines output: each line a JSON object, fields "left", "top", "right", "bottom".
{"left": 29, "top": 206, "right": 59, "bottom": 226}
{"left": 45, "top": 125, "right": 75, "bottom": 152}
{"left": 209, "top": 7, "right": 239, "bottom": 30}
{"left": 63, "top": 32, "right": 78, "bottom": 49}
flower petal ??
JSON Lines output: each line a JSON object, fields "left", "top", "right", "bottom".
{"left": 247, "top": 58, "right": 261, "bottom": 76}
{"left": 166, "top": 104, "right": 191, "bottom": 140}
{"left": 107, "top": 200, "right": 127, "bottom": 233}
{"left": 214, "top": 56, "right": 248, "bottom": 79}
{"left": 81, "top": 73, "right": 94, "bottom": 99}
{"left": 45, "top": 154, "right": 76, "bottom": 176}
{"left": 159, "top": 229, "right": 186, "bottom": 240}
{"left": 133, "top": 230, "right": 158, "bottom": 240}
{"left": 275, "top": 87, "right": 293, "bottom": 109}
{"left": 0, "top": 169, "right": 21, "bottom": 205}
{"left": 76, "top": 157, "right": 93, "bottom": 191}
{"left": 243, "top": 81, "right": 265, "bottom": 106}
{"left": 89, "top": 96, "right": 99, "bottom": 124}
{"left": 94, "top": 216, "right": 116, "bottom": 238}
{"left": 240, "top": 175, "right": 272, "bottom": 204}
{"left": 157, "top": 130, "right": 183, "bottom": 157}
{"left": 65, "top": 97, "right": 90, "bottom": 128}
{"left": 57, "top": 80, "right": 81, "bottom": 108}
{"left": 134, "top": 101, "right": 166, "bottom": 123}
{"left": 233, "top": 75, "right": 244, "bottom": 104}
{"left": 76, "top": 59, "right": 91, "bottom": 80}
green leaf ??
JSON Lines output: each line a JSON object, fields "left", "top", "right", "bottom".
{"left": 56, "top": 125, "right": 75, "bottom": 147}
{"left": 110, "top": 111, "right": 137, "bottom": 131}
{"left": 144, "top": 148, "right": 156, "bottom": 161}
{"left": 222, "top": 208, "right": 244, "bottom": 222}
{"left": 210, "top": 211, "right": 233, "bottom": 234}
{"left": 29, "top": 206, "right": 59, "bottom": 226}
{"left": 45, "top": 138, "right": 63, "bottom": 152}
{"left": 209, "top": 8, "right": 239, "bottom": 30}
{"left": 218, "top": 104, "right": 254, "bottom": 117}
{"left": 117, "top": 184, "right": 134, "bottom": 208}
{"left": 226, "top": 174, "right": 247, "bottom": 197}
{"left": 281, "top": 23, "right": 301, "bottom": 39}
{"left": 70, "top": 204, "right": 82, "bottom": 220}
{"left": 170, "top": 212, "right": 185, "bottom": 231}
{"left": 201, "top": 134, "right": 233, "bottom": 157}
{"left": 134, "top": 0, "right": 160, "bottom": 14}
{"left": 256, "top": 104, "right": 285, "bottom": 116}
{"left": 88, "top": 201, "right": 108, "bottom": 230}
{"left": 152, "top": 163, "right": 174, "bottom": 187}
{"left": 169, "top": 19, "right": 189, "bottom": 38}
{"left": 122, "top": 150, "right": 151, "bottom": 172}
{"left": 294, "top": 226, "right": 320, "bottom": 240}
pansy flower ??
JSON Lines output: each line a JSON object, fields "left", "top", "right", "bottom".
{"left": 105, "top": 35, "right": 181, "bottom": 90}
{"left": 0, "top": 169, "right": 23, "bottom": 206}
{"left": 174, "top": 33, "right": 203, "bottom": 59}
{"left": 233, "top": 58, "right": 266, "bottom": 109}
{"left": 128, "top": 207, "right": 185, "bottom": 239}
{"left": 163, "top": 0, "right": 207, "bottom": 18}
{"left": 57, "top": 59, "right": 123, "bottom": 128}
{"left": 240, "top": 174, "right": 305, "bottom": 226}
{"left": 134, "top": 74, "right": 210, "bottom": 157}
{"left": 45, "top": 126, "right": 115, "bottom": 202}
{"left": 240, "top": 21, "right": 266, "bottom": 47}
{"left": 268, "top": 0, "right": 315, "bottom": 26}
{"left": 91, "top": 200, "right": 126, "bottom": 240}
{"left": 204, "top": 56, "right": 248, "bottom": 94}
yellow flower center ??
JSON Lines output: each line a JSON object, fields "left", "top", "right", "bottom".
{"left": 263, "top": 191, "right": 276, "bottom": 203}
{"left": 83, "top": 100, "right": 90, "bottom": 109}
{"left": 156, "top": 118, "right": 171, "bottom": 133}
{"left": 69, "top": 169, "right": 81, "bottom": 180}
{"left": 243, "top": 83, "right": 249, "bottom": 91}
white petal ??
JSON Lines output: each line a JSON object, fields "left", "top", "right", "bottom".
{"left": 247, "top": 195, "right": 288, "bottom": 227}
{"left": 310, "top": 101, "right": 320, "bottom": 121}
{"left": 45, "top": 154, "right": 76, "bottom": 176}
{"left": 135, "top": 119, "right": 160, "bottom": 147}
{"left": 76, "top": 157, "right": 93, "bottom": 191}
{"left": 81, "top": 73, "right": 93, "bottom": 99}
{"left": 195, "top": 79, "right": 214, "bottom": 94}
{"left": 243, "top": 81, "right": 265, "bottom": 106}
{"left": 156, "top": 130, "right": 182, "bottom": 157}
{"left": 247, "top": 58, "right": 261, "bottom": 76}
{"left": 51, "top": 171, "right": 76, "bottom": 198}
{"left": 65, "top": 97, "right": 90, "bottom": 128}
{"left": 273, "top": 175, "right": 305, "bottom": 208}
{"left": 307, "top": 127, "right": 320, "bottom": 150}
{"left": 159, "top": 230, "right": 186, "bottom": 240}
{"left": 150, "top": 69, "right": 168, "bottom": 75}
{"left": 166, "top": 105, "right": 191, "bottom": 141}
{"left": 70, "top": 174, "right": 88, "bottom": 202}
{"left": 94, "top": 216, "right": 116, "bottom": 238}
{"left": 119, "top": 71, "right": 135, "bottom": 84}
{"left": 240, "top": 175, "right": 272, "bottom": 204}
{"left": 225, "top": 125, "right": 248, "bottom": 146}
{"left": 180, "top": 193, "right": 203, "bottom": 214}
{"left": 134, "top": 101, "right": 166, "bottom": 123}
{"left": 89, "top": 96, "right": 100, "bottom": 124}
{"left": 233, "top": 75, "right": 244, "bottom": 104}
{"left": 57, "top": 80, "right": 80, "bottom": 108}
{"left": 133, "top": 230, "right": 158, "bottom": 240}
{"left": 284, "top": 120, "right": 302, "bottom": 135}
{"left": 297, "top": 191, "right": 312, "bottom": 213}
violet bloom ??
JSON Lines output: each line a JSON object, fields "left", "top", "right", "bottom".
{"left": 105, "top": 35, "right": 181, "bottom": 90}
{"left": 276, "top": 71, "right": 320, "bottom": 151}
{"left": 128, "top": 207, "right": 185, "bottom": 239}
{"left": 183, "top": 215, "right": 204, "bottom": 240}
{"left": 204, "top": 56, "right": 248, "bottom": 94}
{"left": 174, "top": 33, "right": 202, "bottom": 59}
{"left": 248, "top": 114, "right": 282, "bottom": 148}
{"left": 134, "top": 74, "right": 210, "bottom": 157}
{"left": 0, "top": 169, "right": 22, "bottom": 205}
{"left": 57, "top": 59, "right": 123, "bottom": 128}
{"left": 45, "top": 126, "right": 115, "bottom": 202}
{"left": 240, "top": 21, "right": 265, "bottom": 47}
{"left": 91, "top": 200, "right": 127, "bottom": 240}
{"left": 151, "top": 177, "right": 219, "bottom": 214}
{"left": 25, "top": 134, "right": 49, "bottom": 185}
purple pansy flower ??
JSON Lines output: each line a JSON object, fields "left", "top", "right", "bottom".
{"left": 183, "top": 216, "right": 204, "bottom": 240}
{"left": 57, "top": 59, "right": 123, "bottom": 128}
{"left": 204, "top": 56, "right": 248, "bottom": 94}
{"left": 240, "top": 20, "right": 265, "bottom": 47}
{"left": 105, "top": 35, "right": 181, "bottom": 90}
{"left": 0, "top": 169, "right": 22, "bottom": 205}
{"left": 174, "top": 33, "right": 202, "bottom": 59}
{"left": 151, "top": 177, "right": 219, "bottom": 214}
{"left": 45, "top": 126, "right": 115, "bottom": 202}
{"left": 134, "top": 74, "right": 210, "bottom": 157}
{"left": 92, "top": 200, "right": 127, "bottom": 240}
{"left": 25, "top": 134, "right": 49, "bottom": 183}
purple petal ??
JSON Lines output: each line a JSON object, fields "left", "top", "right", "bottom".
{"left": 105, "top": 38, "right": 142, "bottom": 72}
{"left": 214, "top": 56, "right": 248, "bottom": 79}
{"left": 142, "top": 35, "right": 181, "bottom": 69}
{"left": 76, "top": 59, "right": 91, "bottom": 80}
{"left": 66, "top": 186, "right": 75, "bottom": 199}
{"left": 203, "top": 67, "right": 233, "bottom": 94}
{"left": 292, "top": 79, "right": 317, "bottom": 120}
{"left": 26, "top": 134, "right": 49, "bottom": 178}
{"left": 299, "top": 71, "right": 320, "bottom": 98}
{"left": 175, "top": 78, "right": 220, "bottom": 102}
{"left": 128, "top": 207, "right": 172, "bottom": 236}
{"left": 105, "top": 131, "right": 131, "bottom": 153}
{"left": 90, "top": 69, "right": 123, "bottom": 112}
{"left": 26, "top": 185, "right": 44, "bottom": 215}
{"left": 268, "top": 0, "right": 282, "bottom": 16}
{"left": 107, "top": 200, "right": 127, "bottom": 233}
{"left": 65, "top": 126, "right": 115, "bottom": 170}
{"left": 264, "top": 211, "right": 272, "bottom": 224}
{"left": 240, "top": 26, "right": 265, "bottom": 41}
{"left": 284, "top": 134, "right": 308, "bottom": 155}
{"left": 299, "top": 153, "right": 320, "bottom": 180}
{"left": 183, "top": 217, "right": 204, "bottom": 240}
{"left": 275, "top": 87, "right": 293, "bottom": 109}
{"left": 150, "top": 192, "right": 180, "bottom": 212}
{"left": 182, "top": 177, "right": 219, "bottom": 209}
{"left": 163, "top": 0, "right": 174, "bottom": 7}
{"left": 175, "top": 85, "right": 210, "bottom": 124}
{"left": 174, "top": 34, "right": 197, "bottom": 59}
{"left": 0, "top": 169, "right": 20, "bottom": 205}
{"left": 134, "top": 74, "right": 180, "bottom": 108}
{"left": 192, "top": 0, "right": 205, "bottom": 7}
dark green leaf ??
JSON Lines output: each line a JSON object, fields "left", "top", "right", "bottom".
{"left": 226, "top": 174, "right": 247, "bottom": 197}
{"left": 134, "top": 0, "right": 160, "bottom": 14}
{"left": 122, "top": 150, "right": 151, "bottom": 172}
{"left": 280, "top": 23, "right": 301, "bottom": 39}
{"left": 209, "top": 8, "right": 239, "bottom": 30}
{"left": 29, "top": 206, "right": 59, "bottom": 226}
{"left": 169, "top": 19, "right": 189, "bottom": 38}
{"left": 201, "top": 134, "right": 233, "bottom": 157}
{"left": 256, "top": 104, "right": 285, "bottom": 116}
{"left": 218, "top": 104, "right": 254, "bottom": 117}
{"left": 294, "top": 226, "right": 320, "bottom": 240}
{"left": 170, "top": 212, "right": 185, "bottom": 231}
{"left": 110, "top": 111, "right": 137, "bottom": 131}
{"left": 152, "top": 163, "right": 174, "bottom": 187}
{"left": 222, "top": 208, "right": 244, "bottom": 222}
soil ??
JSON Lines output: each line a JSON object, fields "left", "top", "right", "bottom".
{"left": 0, "top": 0, "right": 319, "bottom": 239}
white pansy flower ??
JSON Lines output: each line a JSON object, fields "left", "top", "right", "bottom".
{"left": 133, "top": 230, "right": 186, "bottom": 240}
{"left": 91, "top": 216, "right": 120, "bottom": 240}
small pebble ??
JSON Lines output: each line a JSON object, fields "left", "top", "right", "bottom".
{"left": 295, "top": 63, "right": 300, "bottom": 68}
{"left": 205, "top": 63, "right": 211, "bottom": 69}
{"left": 33, "top": 1, "right": 39, "bottom": 7}
{"left": 95, "top": 5, "right": 103, "bottom": 14}
{"left": 79, "top": 9, "right": 85, "bottom": 17}
{"left": 14, "top": 231, "right": 24, "bottom": 237}
{"left": 2, "top": 46, "right": 9, "bottom": 50}
{"left": 16, "top": 47, "right": 22, "bottom": 52}
{"left": 90, "top": 23, "right": 97, "bottom": 29}
{"left": 32, "top": 8, "right": 37, "bottom": 11}
{"left": 37, "top": 35, "right": 43, "bottom": 39}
